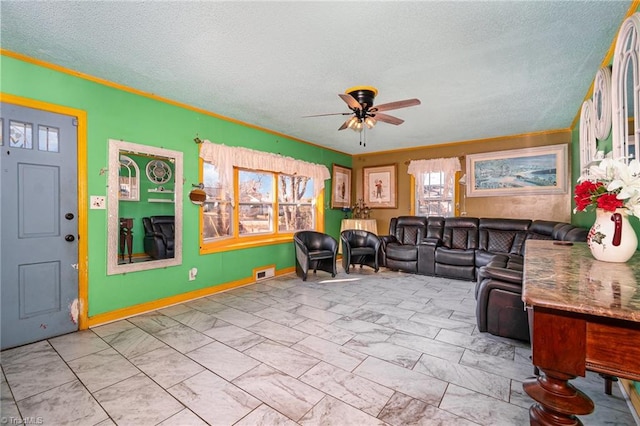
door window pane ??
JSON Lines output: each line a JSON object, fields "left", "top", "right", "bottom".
{"left": 10, "top": 120, "right": 33, "bottom": 149}
{"left": 38, "top": 125, "right": 59, "bottom": 152}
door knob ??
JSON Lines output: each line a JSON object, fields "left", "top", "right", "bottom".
{"left": 65, "top": 213, "right": 75, "bottom": 220}
{"left": 65, "top": 234, "right": 75, "bottom": 242}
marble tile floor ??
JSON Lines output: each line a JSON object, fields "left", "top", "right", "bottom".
{"left": 1, "top": 268, "right": 637, "bottom": 425}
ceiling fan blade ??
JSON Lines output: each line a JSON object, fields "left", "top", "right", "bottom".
{"left": 372, "top": 98, "right": 421, "bottom": 112}
{"left": 338, "top": 93, "right": 362, "bottom": 111}
{"left": 303, "top": 112, "right": 352, "bottom": 117}
{"left": 338, "top": 118, "right": 351, "bottom": 131}
{"left": 373, "top": 112, "right": 404, "bottom": 125}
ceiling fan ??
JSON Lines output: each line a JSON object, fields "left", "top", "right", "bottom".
{"left": 305, "top": 86, "right": 421, "bottom": 141}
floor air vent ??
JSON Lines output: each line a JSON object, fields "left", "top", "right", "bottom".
{"left": 254, "top": 266, "right": 275, "bottom": 281}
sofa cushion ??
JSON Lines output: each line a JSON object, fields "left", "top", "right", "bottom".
{"left": 435, "top": 247, "right": 475, "bottom": 265}
{"left": 386, "top": 244, "right": 419, "bottom": 261}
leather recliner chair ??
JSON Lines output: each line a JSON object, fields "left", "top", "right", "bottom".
{"left": 475, "top": 256, "right": 529, "bottom": 342}
{"left": 143, "top": 215, "right": 175, "bottom": 259}
{"left": 379, "top": 216, "right": 428, "bottom": 273}
{"left": 341, "top": 229, "right": 381, "bottom": 273}
{"left": 293, "top": 231, "right": 338, "bottom": 281}
{"left": 434, "top": 217, "right": 479, "bottom": 280}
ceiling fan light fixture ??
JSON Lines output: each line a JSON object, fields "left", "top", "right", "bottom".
{"left": 352, "top": 119, "right": 364, "bottom": 132}
{"left": 364, "top": 117, "right": 376, "bottom": 129}
{"left": 346, "top": 116, "right": 359, "bottom": 130}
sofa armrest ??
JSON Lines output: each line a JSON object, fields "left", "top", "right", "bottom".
{"left": 422, "top": 237, "right": 442, "bottom": 246}
{"left": 480, "top": 266, "right": 523, "bottom": 285}
{"left": 378, "top": 235, "right": 398, "bottom": 267}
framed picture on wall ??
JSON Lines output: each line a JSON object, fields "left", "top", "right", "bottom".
{"left": 466, "top": 144, "right": 568, "bottom": 197}
{"left": 331, "top": 164, "right": 352, "bottom": 208}
{"left": 363, "top": 164, "right": 397, "bottom": 208}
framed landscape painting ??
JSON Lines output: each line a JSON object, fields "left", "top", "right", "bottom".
{"left": 363, "top": 164, "right": 397, "bottom": 208}
{"left": 466, "top": 144, "right": 568, "bottom": 197}
{"left": 331, "top": 164, "right": 352, "bottom": 208}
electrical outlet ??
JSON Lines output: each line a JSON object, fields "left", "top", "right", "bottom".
{"left": 90, "top": 196, "right": 106, "bottom": 209}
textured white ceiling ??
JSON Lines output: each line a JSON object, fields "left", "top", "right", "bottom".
{"left": 0, "top": 1, "right": 632, "bottom": 154}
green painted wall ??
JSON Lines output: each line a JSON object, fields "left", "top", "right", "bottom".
{"left": 1, "top": 55, "right": 350, "bottom": 317}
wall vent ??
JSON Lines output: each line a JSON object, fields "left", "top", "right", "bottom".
{"left": 254, "top": 266, "right": 275, "bottom": 281}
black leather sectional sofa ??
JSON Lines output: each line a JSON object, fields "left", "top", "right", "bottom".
{"left": 378, "top": 216, "right": 588, "bottom": 342}
{"left": 379, "top": 216, "right": 587, "bottom": 281}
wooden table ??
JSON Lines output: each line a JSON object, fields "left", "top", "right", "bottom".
{"left": 522, "top": 240, "right": 640, "bottom": 425}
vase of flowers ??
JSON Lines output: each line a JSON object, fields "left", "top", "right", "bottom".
{"left": 574, "top": 158, "right": 639, "bottom": 262}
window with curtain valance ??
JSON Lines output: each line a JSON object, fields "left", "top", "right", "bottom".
{"left": 408, "top": 157, "right": 461, "bottom": 217}
{"left": 198, "top": 140, "right": 331, "bottom": 252}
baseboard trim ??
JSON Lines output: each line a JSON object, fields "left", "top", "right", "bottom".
{"left": 86, "top": 266, "right": 295, "bottom": 327}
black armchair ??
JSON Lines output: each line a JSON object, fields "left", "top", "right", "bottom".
{"left": 143, "top": 216, "right": 175, "bottom": 260}
{"left": 341, "top": 230, "right": 381, "bottom": 273}
{"left": 293, "top": 231, "right": 338, "bottom": 281}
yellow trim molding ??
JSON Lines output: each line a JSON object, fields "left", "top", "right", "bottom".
{"left": 0, "top": 93, "right": 89, "bottom": 330}
{"left": 87, "top": 267, "right": 295, "bottom": 327}
{"left": 1, "top": 49, "right": 349, "bottom": 156}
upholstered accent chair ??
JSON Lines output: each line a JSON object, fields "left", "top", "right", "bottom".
{"left": 143, "top": 215, "right": 175, "bottom": 259}
{"left": 340, "top": 230, "right": 381, "bottom": 273}
{"left": 293, "top": 231, "right": 338, "bottom": 281}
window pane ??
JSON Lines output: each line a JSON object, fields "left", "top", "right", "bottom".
{"left": 279, "top": 204, "right": 313, "bottom": 232}
{"left": 239, "top": 204, "right": 272, "bottom": 234}
{"left": 38, "top": 125, "right": 59, "bottom": 152}
{"left": 240, "top": 170, "right": 273, "bottom": 202}
{"left": 9, "top": 120, "right": 33, "bottom": 149}
{"left": 203, "top": 163, "right": 232, "bottom": 202}
{"left": 416, "top": 171, "right": 454, "bottom": 217}
{"left": 202, "top": 162, "right": 233, "bottom": 239}
{"left": 203, "top": 201, "right": 233, "bottom": 239}
{"left": 278, "top": 175, "right": 312, "bottom": 203}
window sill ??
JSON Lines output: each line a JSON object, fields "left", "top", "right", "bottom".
{"left": 200, "top": 234, "right": 294, "bottom": 255}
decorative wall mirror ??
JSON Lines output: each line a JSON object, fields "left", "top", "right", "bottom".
{"left": 611, "top": 13, "right": 640, "bottom": 162}
{"left": 119, "top": 154, "right": 140, "bottom": 201}
{"left": 579, "top": 99, "right": 596, "bottom": 175}
{"left": 107, "top": 139, "right": 183, "bottom": 275}
{"left": 593, "top": 66, "right": 612, "bottom": 141}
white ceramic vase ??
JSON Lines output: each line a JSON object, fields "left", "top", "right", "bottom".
{"left": 587, "top": 208, "right": 638, "bottom": 262}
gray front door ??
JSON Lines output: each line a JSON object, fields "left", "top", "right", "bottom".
{"left": 1, "top": 102, "right": 79, "bottom": 349}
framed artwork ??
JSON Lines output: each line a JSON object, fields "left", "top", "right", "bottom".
{"left": 331, "top": 164, "right": 352, "bottom": 208}
{"left": 466, "top": 144, "right": 568, "bottom": 197}
{"left": 363, "top": 164, "right": 397, "bottom": 208}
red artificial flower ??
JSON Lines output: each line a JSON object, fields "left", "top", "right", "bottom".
{"left": 596, "top": 192, "right": 623, "bottom": 211}
{"left": 573, "top": 181, "right": 605, "bottom": 212}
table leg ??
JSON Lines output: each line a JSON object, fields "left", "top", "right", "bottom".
{"left": 523, "top": 368, "right": 594, "bottom": 425}
{"left": 126, "top": 230, "right": 133, "bottom": 263}
{"left": 119, "top": 230, "right": 126, "bottom": 262}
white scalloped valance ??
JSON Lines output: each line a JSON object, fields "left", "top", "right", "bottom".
{"left": 407, "top": 157, "right": 461, "bottom": 198}
{"left": 199, "top": 140, "right": 331, "bottom": 201}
